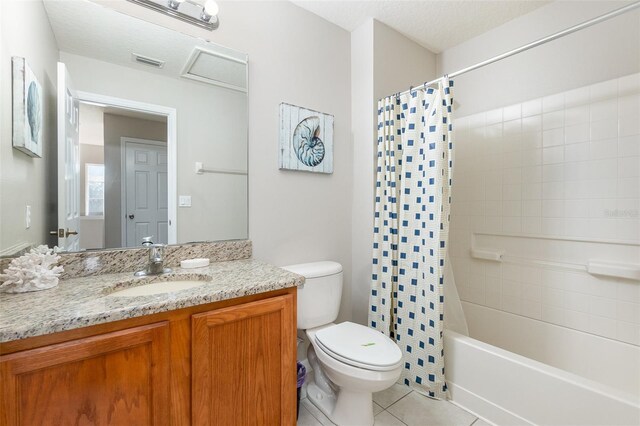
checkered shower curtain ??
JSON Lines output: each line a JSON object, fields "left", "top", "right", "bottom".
{"left": 369, "top": 78, "right": 454, "bottom": 399}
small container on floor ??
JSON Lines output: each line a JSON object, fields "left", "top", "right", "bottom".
{"left": 296, "top": 361, "right": 306, "bottom": 420}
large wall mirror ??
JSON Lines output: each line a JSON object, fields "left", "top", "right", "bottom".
{"left": 1, "top": 0, "right": 248, "bottom": 255}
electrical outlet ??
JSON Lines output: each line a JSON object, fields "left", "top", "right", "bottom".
{"left": 25, "top": 205, "right": 31, "bottom": 229}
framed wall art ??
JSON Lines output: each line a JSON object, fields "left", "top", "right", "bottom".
{"left": 279, "top": 103, "right": 333, "bottom": 174}
{"left": 12, "top": 56, "right": 43, "bottom": 157}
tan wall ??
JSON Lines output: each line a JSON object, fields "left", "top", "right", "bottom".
{"left": 373, "top": 20, "right": 438, "bottom": 100}
{"left": 5, "top": 0, "right": 354, "bottom": 323}
{"left": 90, "top": 0, "right": 353, "bottom": 321}
{"left": 350, "top": 19, "right": 438, "bottom": 325}
{"left": 0, "top": 0, "right": 59, "bottom": 254}
{"left": 103, "top": 113, "right": 166, "bottom": 248}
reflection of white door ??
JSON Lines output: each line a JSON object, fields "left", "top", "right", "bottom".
{"left": 56, "top": 62, "right": 80, "bottom": 251}
{"left": 122, "top": 138, "right": 168, "bottom": 247}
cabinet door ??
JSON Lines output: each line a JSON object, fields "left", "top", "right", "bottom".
{"left": 0, "top": 322, "right": 170, "bottom": 426}
{"left": 192, "top": 294, "right": 296, "bottom": 426}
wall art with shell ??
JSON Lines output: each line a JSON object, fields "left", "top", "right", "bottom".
{"left": 12, "top": 56, "right": 43, "bottom": 158}
{"left": 279, "top": 103, "right": 334, "bottom": 173}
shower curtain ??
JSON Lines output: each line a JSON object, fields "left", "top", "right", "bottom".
{"left": 369, "top": 78, "right": 454, "bottom": 399}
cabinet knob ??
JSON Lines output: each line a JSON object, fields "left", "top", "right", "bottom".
{"left": 129, "top": 214, "right": 135, "bottom": 219}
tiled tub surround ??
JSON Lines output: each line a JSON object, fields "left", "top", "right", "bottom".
{"left": 0, "top": 240, "right": 252, "bottom": 280}
{"left": 449, "top": 74, "right": 640, "bottom": 399}
{"left": 0, "top": 258, "right": 304, "bottom": 342}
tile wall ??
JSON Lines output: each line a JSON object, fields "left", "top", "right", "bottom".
{"left": 450, "top": 73, "right": 640, "bottom": 346}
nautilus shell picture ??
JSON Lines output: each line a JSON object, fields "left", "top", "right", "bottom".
{"left": 293, "top": 116, "right": 325, "bottom": 167}
{"left": 279, "top": 103, "right": 334, "bottom": 173}
{"left": 11, "top": 56, "right": 43, "bottom": 157}
{"left": 27, "top": 81, "right": 42, "bottom": 145}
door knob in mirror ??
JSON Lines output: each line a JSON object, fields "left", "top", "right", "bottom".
{"left": 50, "top": 229, "right": 65, "bottom": 237}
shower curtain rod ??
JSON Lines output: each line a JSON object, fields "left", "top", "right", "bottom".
{"left": 396, "top": 1, "right": 640, "bottom": 97}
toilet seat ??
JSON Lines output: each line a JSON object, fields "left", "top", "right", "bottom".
{"left": 314, "top": 322, "right": 402, "bottom": 372}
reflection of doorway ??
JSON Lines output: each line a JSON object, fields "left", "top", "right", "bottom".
{"left": 75, "top": 90, "right": 177, "bottom": 250}
{"left": 102, "top": 111, "right": 167, "bottom": 249}
{"left": 121, "top": 138, "right": 168, "bottom": 247}
{"left": 78, "top": 103, "right": 169, "bottom": 249}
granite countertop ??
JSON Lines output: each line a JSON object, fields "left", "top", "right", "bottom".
{"left": 0, "top": 259, "right": 304, "bottom": 343}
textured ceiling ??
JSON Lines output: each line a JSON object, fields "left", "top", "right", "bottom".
{"left": 291, "top": 0, "right": 550, "bottom": 53}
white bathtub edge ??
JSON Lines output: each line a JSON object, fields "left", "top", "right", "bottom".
{"left": 448, "top": 382, "right": 533, "bottom": 426}
{"left": 444, "top": 329, "right": 639, "bottom": 408}
{"left": 444, "top": 329, "right": 640, "bottom": 426}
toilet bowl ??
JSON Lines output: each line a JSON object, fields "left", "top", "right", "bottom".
{"left": 306, "top": 322, "right": 402, "bottom": 425}
{"left": 282, "top": 262, "right": 402, "bottom": 426}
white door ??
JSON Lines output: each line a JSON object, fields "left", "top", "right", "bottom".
{"left": 123, "top": 139, "right": 168, "bottom": 247}
{"left": 56, "top": 62, "right": 80, "bottom": 252}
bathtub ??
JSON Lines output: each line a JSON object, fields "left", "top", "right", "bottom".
{"left": 444, "top": 306, "right": 640, "bottom": 425}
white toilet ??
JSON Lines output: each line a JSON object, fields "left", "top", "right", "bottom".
{"left": 283, "top": 261, "right": 402, "bottom": 426}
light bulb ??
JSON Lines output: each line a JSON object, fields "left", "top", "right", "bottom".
{"left": 204, "top": 0, "right": 218, "bottom": 16}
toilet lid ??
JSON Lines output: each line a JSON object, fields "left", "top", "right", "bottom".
{"left": 314, "top": 322, "right": 402, "bottom": 371}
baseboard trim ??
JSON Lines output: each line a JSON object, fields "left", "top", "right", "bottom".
{"left": 0, "top": 242, "right": 31, "bottom": 258}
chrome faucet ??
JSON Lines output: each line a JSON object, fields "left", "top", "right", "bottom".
{"left": 134, "top": 237, "right": 172, "bottom": 277}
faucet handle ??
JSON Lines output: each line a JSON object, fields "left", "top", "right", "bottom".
{"left": 141, "top": 236, "right": 154, "bottom": 246}
{"left": 149, "top": 243, "right": 166, "bottom": 261}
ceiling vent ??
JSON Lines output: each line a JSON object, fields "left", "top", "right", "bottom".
{"left": 132, "top": 53, "right": 165, "bottom": 69}
{"left": 181, "top": 46, "right": 247, "bottom": 93}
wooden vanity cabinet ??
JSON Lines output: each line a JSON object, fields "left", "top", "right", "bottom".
{"left": 0, "top": 322, "right": 171, "bottom": 426}
{"left": 192, "top": 295, "right": 295, "bottom": 425}
{"left": 0, "top": 288, "right": 297, "bottom": 426}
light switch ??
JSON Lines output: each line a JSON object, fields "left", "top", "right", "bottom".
{"left": 25, "top": 205, "right": 31, "bottom": 229}
{"left": 179, "top": 195, "right": 192, "bottom": 207}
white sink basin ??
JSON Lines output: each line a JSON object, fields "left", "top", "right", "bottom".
{"left": 108, "top": 280, "right": 206, "bottom": 297}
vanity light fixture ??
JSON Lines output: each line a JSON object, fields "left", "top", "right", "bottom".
{"left": 167, "top": 0, "right": 184, "bottom": 10}
{"left": 126, "top": 0, "right": 219, "bottom": 31}
{"left": 201, "top": 0, "right": 218, "bottom": 22}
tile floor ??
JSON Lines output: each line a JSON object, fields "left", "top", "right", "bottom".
{"left": 297, "top": 383, "right": 489, "bottom": 426}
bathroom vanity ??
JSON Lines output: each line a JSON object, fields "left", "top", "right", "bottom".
{"left": 0, "top": 254, "right": 303, "bottom": 426}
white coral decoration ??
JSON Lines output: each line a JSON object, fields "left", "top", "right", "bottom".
{"left": 0, "top": 245, "right": 64, "bottom": 293}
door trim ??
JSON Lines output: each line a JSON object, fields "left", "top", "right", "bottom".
{"left": 120, "top": 137, "right": 168, "bottom": 247}
{"left": 76, "top": 91, "right": 177, "bottom": 245}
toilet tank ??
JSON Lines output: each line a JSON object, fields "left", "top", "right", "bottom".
{"left": 281, "top": 261, "right": 343, "bottom": 330}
